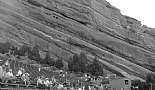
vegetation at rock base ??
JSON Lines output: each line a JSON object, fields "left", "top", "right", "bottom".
{"left": 146, "top": 73, "right": 155, "bottom": 90}
{"left": 40, "top": 50, "right": 55, "bottom": 66}
{"left": 0, "top": 41, "right": 11, "bottom": 54}
{"left": 130, "top": 73, "right": 155, "bottom": 90}
{"left": 18, "top": 45, "right": 31, "bottom": 56}
{"left": 146, "top": 73, "right": 155, "bottom": 84}
{"left": 0, "top": 42, "right": 64, "bottom": 69}
{"left": 87, "top": 56, "right": 104, "bottom": 76}
{"left": 131, "top": 80, "right": 149, "bottom": 90}
{"left": 30, "top": 45, "right": 40, "bottom": 61}
{"left": 54, "top": 58, "right": 64, "bottom": 69}
{"left": 68, "top": 53, "right": 104, "bottom": 76}
{"left": 0, "top": 42, "right": 104, "bottom": 77}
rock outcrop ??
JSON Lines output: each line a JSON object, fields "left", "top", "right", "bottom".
{"left": 0, "top": 0, "right": 155, "bottom": 81}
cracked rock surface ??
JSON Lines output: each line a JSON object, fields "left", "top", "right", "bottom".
{"left": 0, "top": 0, "right": 155, "bottom": 81}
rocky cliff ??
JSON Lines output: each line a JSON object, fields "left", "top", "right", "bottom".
{"left": 0, "top": 0, "right": 155, "bottom": 81}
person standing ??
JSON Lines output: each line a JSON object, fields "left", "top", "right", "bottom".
{"left": 0, "top": 65, "right": 3, "bottom": 81}
{"left": 3, "top": 69, "right": 15, "bottom": 83}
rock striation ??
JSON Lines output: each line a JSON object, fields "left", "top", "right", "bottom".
{"left": 0, "top": 0, "right": 155, "bottom": 81}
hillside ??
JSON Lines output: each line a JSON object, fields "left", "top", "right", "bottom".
{"left": 0, "top": 0, "right": 155, "bottom": 81}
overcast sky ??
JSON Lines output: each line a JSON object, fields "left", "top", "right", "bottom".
{"left": 107, "top": 0, "right": 155, "bottom": 28}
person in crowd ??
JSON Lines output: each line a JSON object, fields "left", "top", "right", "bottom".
{"left": 4, "top": 59, "right": 10, "bottom": 70}
{"left": 38, "top": 67, "right": 41, "bottom": 72}
{"left": 37, "top": 76, "right": 47, "bottom": 88}
{"left": 21, "top": 72, "right": 30, "bottom": 87}
{"left": 84, "top": 84, "right": 90, "bottom": 90}
{"left": 7, "top": 69, "right": 14, "bottom": 77}
{"left": 49, "top": 79, "right": 54, "bottom": 87}
{"left": 70, "top": 85, "right": 75, "bottom": 90}
{"left": 57, "top": 83, "right": 64, "bottom": 90}
{"left": 16, "top": 67, "right": 24, "bottom": 77}
{"left": 77, "top": 87, "right": 83, "bottom": 90}
{"left": 44, "top": 78, "right": 50, "bottom": 87}
{"left": 37, "top": 76, "right": 43, "bottom": 87}
{"left": 4, "top": 60, "right": 9, "bottom": 66}
{"left": 51, "top": 76, "right": 56, "bottom": 83}
{"left": 3, "top": 69, "right": 15, "bottom": 83}
{"left": 0, "top": 65, "right": 4, "bottom": 82}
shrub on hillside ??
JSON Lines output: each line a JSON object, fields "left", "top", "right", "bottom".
{"left": 68, "top": 53, "right": 88, "bottom": 73}
{"left": 0, "top": 42, "right": 11, "bottom": 54}
{"left": 54, "top": 58, "right": 64, "bottom": 69}
{"left": 87, "top": 56, "right": 104, "bottom": 76}
{"left": 41, "top": 51, "right": 55, "bottom": 66}
{"left": 28, "top": 45, "right": 40, "bottom": 61}
{"left": 18, "top": 45, "right": 31, "bottom": 56}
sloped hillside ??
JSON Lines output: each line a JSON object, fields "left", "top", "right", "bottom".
{"left": 0, "top": 0, "right": 155, "bottom": 81}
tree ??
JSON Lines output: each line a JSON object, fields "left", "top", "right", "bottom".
{"left": 68, "top": 53, "right": 88, "bottom": 73}
{"left": 4, "top": 41, "right": 11, "bottom": 53}
{"left": 18, "top": 45, "right": 31, "bottom": 56}
{"left": 72, "top": 54, "right": 79, "bottom": 64}
{"left": 0, "top": 41, "right": 11, "bottom": 54}
{"left": 131, "top": 80, "right": 149, "bottom": 90}
{"left": 31, "top": 45, "right": 40, "bottom": 57}
{"left": 87, "top": 57, "right": 103, "bottom": 76}
{"left": 10, "top": 46, "right": 16, "bottom": 55}
{"left": 30, "top": 45, "right": 40, "bottom": 61}
{"left": 79, "top": 52, "right": 87, "bottom": 64}
{"left": 13, "top": 47, "right": 19, "bottom": 56}
{"left": 71, "top": 63, "right": 81, "bottom": 72}
{"left": 79, "top": 52, "right": 88, "bottom": 72}
{"left": 68, "top": 57, "right": 74, "bottom": 72}
{"left": 68, "top": 54, "right": 80, "bottom": 72}
{"left": 54, "top": 58, "right": 64, "bottom": 69}
{"left": 146, "top": 73, "right": 155, "bottom": 90}
{"left": 69, "top": 54, "right": 79, "bottom": 71}
{"left": 42, "top": 51, "right": 55, "bottom": 66}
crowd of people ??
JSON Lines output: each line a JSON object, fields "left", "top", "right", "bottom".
{"left": 0, "top": 57, "right": 106, "bottom": 90}
{"left": 0, "top": 43, "right": 107, "bottom": 90}
{"left": 0, "top": 59, "right": 30, "bottom": 85}
{"left": 0, "top": 59, "right": 15, "bottom": 83}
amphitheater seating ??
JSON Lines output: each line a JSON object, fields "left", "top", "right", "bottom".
{"left": 9, "top": 60, "right": 60, "bottom": 82}
{"left": 0, "top": 57, "right": 77, "bottom": 89}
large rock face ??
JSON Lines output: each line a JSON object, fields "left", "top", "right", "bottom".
{"left": 0, "top": 0, "right": 155, "bottom": 81}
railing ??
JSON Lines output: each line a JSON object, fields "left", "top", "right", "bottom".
{"left": 0, "top": 81, "right": 37, "bottom": 89}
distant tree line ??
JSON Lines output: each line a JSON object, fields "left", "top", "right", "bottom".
{"left": 0, "top": 42, "right": 11, "bottom": 54}
{"left": 68, "top": 52, "right": 104, "bottom": 76}
{"left": 131, "top": 73, "right": 155, "bottom": 90}
{"left": 18, "top": 45, "right": 64, "bottom": 69}
{"left": 131, "top": 80, "right": 149, "bottom": 90}
{"left": 0, "top": 42, "right": 64, "bottom": 69}
{"left": 0, "top": 42, "right": 104, "bottom": 76}
{"left": 17, "top": 44, "right": 104, "bottom": 76}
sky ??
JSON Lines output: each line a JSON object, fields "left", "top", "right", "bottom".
{"left": 107, "top": 0, "right": 155, "bottom": 28}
